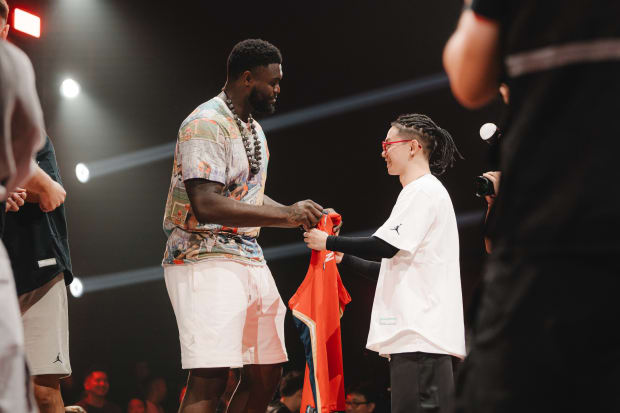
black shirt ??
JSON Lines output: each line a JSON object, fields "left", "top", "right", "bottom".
{"left": 3, "top": 136, "right": 73, "bottom": 295}
{"left": 472, "top": 0, "right": 620, "bottom": 256}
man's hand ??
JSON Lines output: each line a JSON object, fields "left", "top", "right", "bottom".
{"left": 24, "top": 164, "right": 66, "bottom": 212}
{"left": 5, "top": 188, "right": 27, "bottom": 212}
{"left": 323, "top": 207, "right": 343, "bottom": 235}
{"left": 287, "top": 200, "right": 323, "bottom": 230}
{"left": 303, "top": 228, "right": 329, "bottom": 251}
{"left": 35, "top": 179, "right": 66, "bottom": 212}
{"left": 482, "top": 171, "right": 501, "bottom": 206}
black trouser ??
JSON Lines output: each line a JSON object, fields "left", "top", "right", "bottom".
{"left": 456, "top": 256, "right": 620, "bottom": 413}
{"left": 390, "top": 352, "right": 455, "bottom": 413}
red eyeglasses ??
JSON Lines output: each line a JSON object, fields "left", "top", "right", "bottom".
{"left": 381, "top": 139, "right": 420, "bottom": 151}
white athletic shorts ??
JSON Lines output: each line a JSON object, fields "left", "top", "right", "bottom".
{"left": 19, "top": 273, "right": 71, "bottom": 377}
{"left": 164, "top": 260, "right": 288, "bottom": 369}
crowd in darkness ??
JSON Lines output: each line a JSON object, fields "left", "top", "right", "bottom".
{"left": 59, "top": 363, "right": 390, "bottom": 413}
{"left": 59, "top": 363, "right": 169, "bottom": 413}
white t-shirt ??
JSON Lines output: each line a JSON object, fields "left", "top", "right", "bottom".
{"left": 367, "top": 174, "right": 466, "bottom": 359}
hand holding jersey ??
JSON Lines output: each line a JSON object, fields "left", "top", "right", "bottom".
{"left": 303, "top": 228, "right": 329, "bottom": 250}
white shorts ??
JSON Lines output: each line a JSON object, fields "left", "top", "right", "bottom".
{"left": 164, "top": 260, "right": 288, "bottom": 369}
{"left": 19, "top": 273, "right": 71, "bottom": 377}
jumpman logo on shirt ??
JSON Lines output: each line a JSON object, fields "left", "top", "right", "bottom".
{"left": 53, "top": 353, "right": 62, "bottom": 364}
{"left": 390, "top": 224, "right": 402, "bottom": 235}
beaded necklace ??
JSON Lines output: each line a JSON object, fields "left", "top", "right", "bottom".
{"left": 223, "top": 92, "right": 262, "bottom": 177}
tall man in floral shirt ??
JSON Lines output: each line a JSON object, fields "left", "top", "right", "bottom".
{"left": 163, "top": 39, "right": 324, "bottom": 413}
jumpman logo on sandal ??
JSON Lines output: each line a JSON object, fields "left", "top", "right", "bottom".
{"left": 390, "top": 224, "right": 402, "bottom": 235}
{"left": 53, "top": 353, "right": 62, "bottom": 364}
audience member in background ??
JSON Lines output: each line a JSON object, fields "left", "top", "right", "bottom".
{"left": 117, "top": 361, "right": 152, "bottom": 405}
{"left": 145, "top": 377, "right": 167, "bottom": 413}
{"left": 76, "top": 369, "right": 122, "bottom": 413}
{"left": 345, "top": 383, "right": 377, "bottom": 413}
{"left": 266, "top": 371, "right": 303, "bottom": 413}
{"left": 133, "top": 362, "right": 151, "bottom": 393}
{"left": 127, "top": 398, "right": 146, "bottom": 413}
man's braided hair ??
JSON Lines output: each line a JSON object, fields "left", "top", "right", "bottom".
{"left": 391, "top": 113, "right": 462, "bottom": 176}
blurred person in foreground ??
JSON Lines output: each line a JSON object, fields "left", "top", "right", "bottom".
{"left": 1, "top": 2, "right": 74, "bottom": 413}
{"left": 0, "top": 0, "right": 46, "bottom": 411}
{"left": 444, "top": 0, "right": 620, "bottom": 411}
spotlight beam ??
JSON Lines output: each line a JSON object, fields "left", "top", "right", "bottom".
{"left": 259, "top": 73, "right": 448, "bottom": 132}
{"left": 75, "top": 74, "right": 449, "bottom": 182}
{"left": 73, "top": 209, "right": 483, "bottom": 296}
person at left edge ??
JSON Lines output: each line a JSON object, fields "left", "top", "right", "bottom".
{"left": 1, "top": 2, "right": 71, "bottom": 413}
{"left": 162, "top": 39, "right": 327, "bottom": 413}
{"left": 0, "top": 5, "right": 45, "bottom": 410}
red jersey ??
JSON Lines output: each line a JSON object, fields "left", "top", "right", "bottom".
{"left": 289, "top": 213, "right": 351, "bottom": 413}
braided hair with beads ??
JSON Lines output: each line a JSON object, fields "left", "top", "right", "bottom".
{"left": 391, "top": 113, "right": 463, "bottom": 176}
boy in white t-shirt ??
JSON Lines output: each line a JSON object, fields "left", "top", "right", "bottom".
{"left": 304, "top": 114, "right": 465, "bottom": 413}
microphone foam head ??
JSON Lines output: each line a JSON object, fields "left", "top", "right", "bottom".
{"left": 480, "top": 123, "right": 498, "bottom": 141}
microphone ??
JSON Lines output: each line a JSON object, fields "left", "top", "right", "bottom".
{"left": 479, "top": 123, "right": 501, "bottom": 146}
{"left": 474, "top": 123, "right": 502, "bottom": 197}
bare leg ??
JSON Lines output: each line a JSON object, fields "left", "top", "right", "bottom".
{"left": 33, "top": 375, "right": 65, "bottom": 413}
{"left": 179, "top": 368, "right": 229, "bottom": 413}
{"left": 227, "top": 364, "right": 282, "bottom": 413}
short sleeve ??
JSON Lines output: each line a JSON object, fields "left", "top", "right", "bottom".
{"left": 178, "top": 117, "right": 228, "bottom": 185}
{"left": 373, "top": 189, "right": 436, "bottom": 254}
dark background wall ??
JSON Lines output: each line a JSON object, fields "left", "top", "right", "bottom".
{"left": 9, "top": 0, "right": 501, "bottom": 407}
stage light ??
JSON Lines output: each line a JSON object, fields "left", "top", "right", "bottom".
{"left": 75, "top": 163, "right": 90, "bottom": 183}
{"left": 69, "top": 277, "right": 84, "bottom": 298}
{"left": 13, "top": 9, "right": 41, "bottom": 38}
{"left": 60, "top": 78, "right": 80, "bottom": 99}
